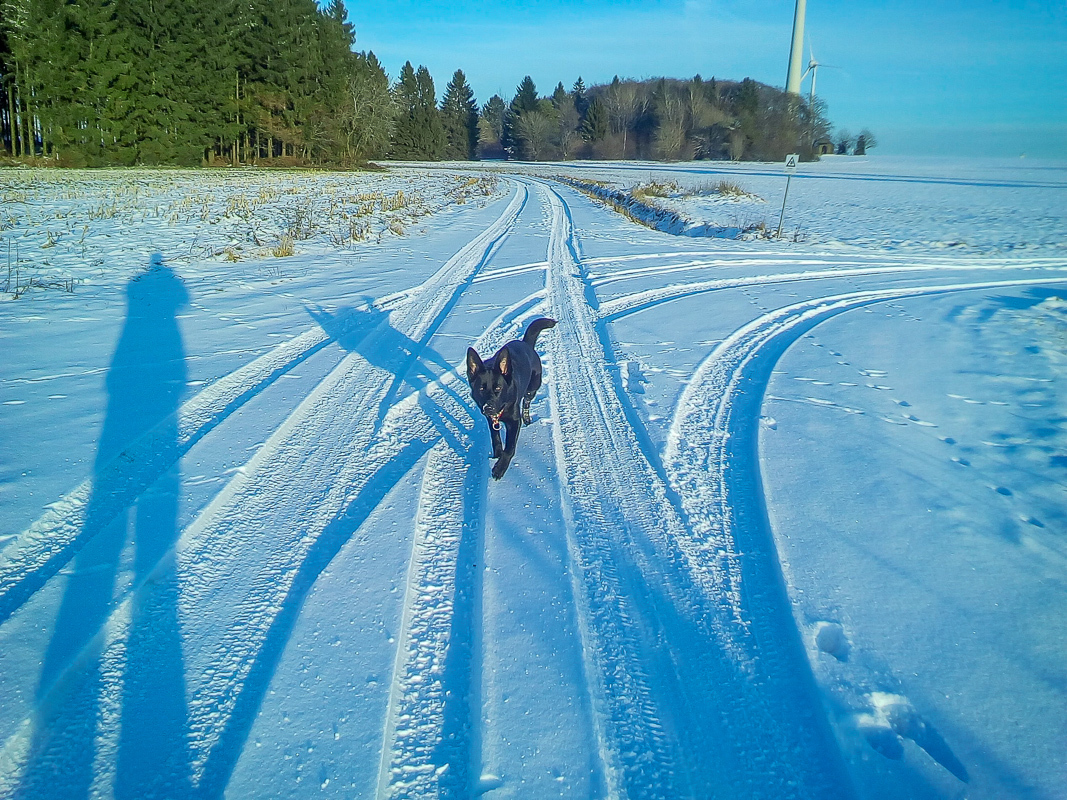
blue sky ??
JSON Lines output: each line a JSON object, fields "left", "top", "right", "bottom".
{"left": 345, "top": 1, "right": 1067, "bottom": 158}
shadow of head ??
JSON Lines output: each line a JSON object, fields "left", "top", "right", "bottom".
{"left": 305, "top": 298, "right": 389, "bottom": 351}
{"left": 100, "top": 255, "right": 189, "bottom": 460}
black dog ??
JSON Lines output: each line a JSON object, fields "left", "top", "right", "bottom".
{"left": 466, "top": 317, "right": 557, "bottom": 480}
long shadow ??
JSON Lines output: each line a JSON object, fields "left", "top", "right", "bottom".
{"left": 306, "top": 301, "right": 468, "bottom": 425}
{"left": 19, "top": 255, "right": 193, "bottom": 798}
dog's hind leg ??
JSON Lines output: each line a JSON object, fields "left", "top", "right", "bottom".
{"left": 522, "top": 368, "right": 543, "bottom": 426}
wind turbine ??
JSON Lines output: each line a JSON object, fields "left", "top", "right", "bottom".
{"left": 802, "top": 43, "right": 838, "bottom": 106}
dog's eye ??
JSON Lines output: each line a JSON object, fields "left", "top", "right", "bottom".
{"left": 493, "top": 387, "right": 501, "bottom": 394}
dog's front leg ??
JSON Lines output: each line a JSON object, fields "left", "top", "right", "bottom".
{"left": 491, "top": 418, "right": 521, "bottom": 480}
{"left": 487, "top": 418, "right": 505, "bottom": 459}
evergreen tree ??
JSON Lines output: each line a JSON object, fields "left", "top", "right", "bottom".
{"left": 477, "top": 94, "right": 506, "bottom": 159}
{"left": 390, "top": 61, "right": 444, "bottom": 160}
{"left": 580, "top": 98, "right": 607, "bottom": 143}
{"left": 571, "top": 76, "right": 588, "bottom": 118}
{"left": 440, "top": 68, "right": 477, "bottom": 160}
{"left": 503, "top": 75, "right": 538, "bottom": 157}
{"left": 326, "top": 0, "right": 356, "bottom": 48}
{"left": 551, "top": 82, "right": 568, "bottom": 108}
{"left": 510, "top": 75, "right": 539, "bottom": 115}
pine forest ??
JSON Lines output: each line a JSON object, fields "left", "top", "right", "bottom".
{"left": 0, "top": 0, "right": 834, "bottom": 167}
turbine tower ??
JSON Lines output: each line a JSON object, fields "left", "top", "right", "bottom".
{"left": 785, "top": 0, "right": 807, "bottom": 95}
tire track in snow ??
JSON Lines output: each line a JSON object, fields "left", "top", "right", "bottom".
{"left": 666, "top": 276, "right": 1067, "bottom": 635}
{"left": 662, "top": 275, "right": 1067, "bottom": 798}
{"left": 538, "top": 179, "right": 855, "bottom": 799}
{"left": 0, "top": 282, "right": 420, "bottom": 627}
{"left": 0, "top": 184, "right": 528, "bottom": 799}
{"left": 588, "top": 254, "right": 1067, "bottom": 289}
{"left": 375, "top": 293, "right": 545, "bottom": 800}
{"left": 598, "top": 262, "right": 1067, "bottom": 322}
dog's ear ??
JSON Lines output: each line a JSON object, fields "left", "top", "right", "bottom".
{"left": 497, "top": 348, "right": 510, "bottom": 377}
{"left": 466, "top": 348, "right": 483, "bottom": 381}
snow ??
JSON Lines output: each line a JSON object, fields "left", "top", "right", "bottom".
{"left": 1, "top": 156, "right": 1066, "bottom": 799}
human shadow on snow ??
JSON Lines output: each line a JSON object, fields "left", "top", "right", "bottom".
{"left": 21, "top": 255, "right": 193, "bottom": 799}
{"left": 17, "top": 277, "right": 488, "bottom": 798}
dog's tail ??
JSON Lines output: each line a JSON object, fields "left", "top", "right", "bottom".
{"left": 523, "top": 317, "right": 557, "bottom": 347}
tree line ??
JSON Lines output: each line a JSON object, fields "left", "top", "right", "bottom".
{"left": 0, "top": 0, "right": 841, "bottom": 166}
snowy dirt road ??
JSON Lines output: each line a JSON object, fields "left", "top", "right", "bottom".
{"left": 2, "top": 162, "right": 1066, "bottom": 799}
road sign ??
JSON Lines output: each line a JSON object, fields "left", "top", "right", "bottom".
{"left": 777, "top": 155, "right": 799, "bottom": 237}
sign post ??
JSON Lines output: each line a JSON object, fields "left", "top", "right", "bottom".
{"left": 776, "top": 153, "right": 798, "bottom": 238}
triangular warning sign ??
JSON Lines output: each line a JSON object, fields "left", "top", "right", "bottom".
{"left": 785, "top": 154, "right": 798, "bottom": 169}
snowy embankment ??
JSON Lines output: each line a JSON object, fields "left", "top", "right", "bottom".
{"left": 1, "top": 157, "right": 1066, "bottom": 800}
{"left": 553, "top": 175, "right": 761, "bottom": 239}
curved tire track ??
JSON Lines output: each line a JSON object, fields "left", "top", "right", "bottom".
{"left": 539, "top": 179, "right": 854, "bottom": 799}
{"left": 598, "top": 262, "right": 1067, "bottom": 322}
{"left": 663, "top": 276, "right": 1067, "bottom": 797}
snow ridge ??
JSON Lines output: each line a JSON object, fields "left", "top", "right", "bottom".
{"left": 376, "top": 291, "right": 546, "bottom": 800}
{"left": 540, "top": 180, "right": 853, "bottom": 798}
{"left": 598, "top": 261, "right": 1067, "bottom": 322}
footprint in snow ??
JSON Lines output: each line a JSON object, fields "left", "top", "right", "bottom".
{"left": 857, "top": 693, "right": 969, "bottom": 783}
{"left": 476, "top": 774, "right": 504, "bottom": 793}
{"left": 814, "top": 621, "right": 850, "bottom": 662}
{"left": 903, "top": 413, "right": 938, "bottom": 427}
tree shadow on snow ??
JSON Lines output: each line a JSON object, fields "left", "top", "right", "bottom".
{"left": 20, "top": 255, "right": 193, "bottom": 799}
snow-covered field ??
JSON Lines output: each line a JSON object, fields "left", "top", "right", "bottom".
{"left": 1, "top": 156, "right": 1065, "bottom": 799}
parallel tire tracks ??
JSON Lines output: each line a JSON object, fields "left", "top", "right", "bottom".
{"left": 376, "top": 291, "right": 546, "bottom": 800}
{"left": 0, "top": 184, "right": 527, "bottom": 798}
{"left": 539, "top": 180, "right": 854, "bottom": 799}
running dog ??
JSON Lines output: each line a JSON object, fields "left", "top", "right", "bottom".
{"left": 466, "top": 317, "right": 557, "bottom": 480}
